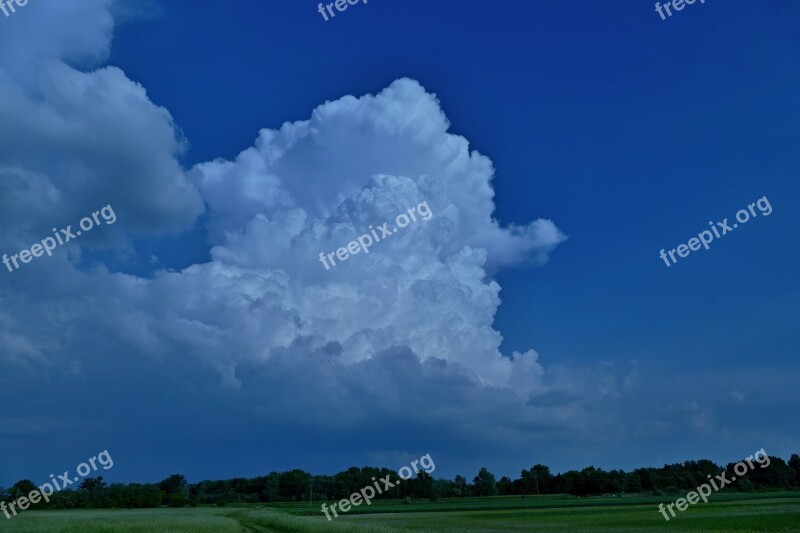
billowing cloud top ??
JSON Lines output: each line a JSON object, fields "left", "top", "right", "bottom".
{"left": 188, "top": 76, "right": 566, "bottom": 388}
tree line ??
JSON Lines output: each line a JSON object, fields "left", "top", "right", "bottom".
{"left": 2, "top": 453, "right": 798, "bottom": 509}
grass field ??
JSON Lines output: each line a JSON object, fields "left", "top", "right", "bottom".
{"left": 1, "top": 493, "right": 798, "bottom": 532}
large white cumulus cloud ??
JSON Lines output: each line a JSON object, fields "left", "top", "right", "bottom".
{"left": 187, "top": 77, "right": 566, "bottom": 388}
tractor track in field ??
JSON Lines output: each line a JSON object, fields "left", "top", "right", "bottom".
{"left": 226, "top": 511, "right": 284, "bottom": 533}
{"left": 238, "top": 523, "right": 275, "bottom": 533}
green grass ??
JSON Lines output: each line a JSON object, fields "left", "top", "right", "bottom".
{"left": 0, "top": 508, "right": 242, "bottom": 532}
{"left": 1, "top": 493, "right": 798, "bottom": 532}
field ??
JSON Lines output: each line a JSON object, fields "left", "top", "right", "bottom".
{"left": 1, "top": 493, "right": 798, "bottom": 532}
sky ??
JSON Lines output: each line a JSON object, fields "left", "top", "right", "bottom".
{"left": 0, "top": 0, "right": 798, "bottom": 486}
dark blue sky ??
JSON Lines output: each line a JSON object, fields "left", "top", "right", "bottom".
{"left": 1, "top": 0, "right": 798, "bottom": 486}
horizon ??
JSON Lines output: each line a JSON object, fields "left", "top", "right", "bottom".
{"left": 17, "top": 450, "right": 793, "bottom": 487}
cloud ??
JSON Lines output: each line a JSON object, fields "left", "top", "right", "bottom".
{"left": 186, "top": 78, "right": 567, "bottom": 390}
{"left": 0, "top": 0, "right": 650, "bottom": 480}
{"left": 0, "top": 0, "right": 115, "bottom": 85}
{"left": 0, "top": 1, "right": 203, "bottom": 253}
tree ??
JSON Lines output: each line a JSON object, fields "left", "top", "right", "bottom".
{"left": 473, "top": 467, "right": 498, "bottom": 497}
{"left": 263, "top": 472, "right": 280, "bottom": 502}
{"left": 497, "top": 476, "right": 513, "bottom": 495}
{"left": 430, "top": 479, "right": 452, "bottom": 500}
{"left": 10, "top": 480, "right": 36, "bottom": 499}
{"left": 78, "top": 477, "right": 109, "bottom": 507}
{"left": 333, "top": 467, "right": 364, "bottom": 500}
{"left": 788, "top": 454, "right": 800, "bottom": 483}
{"left": 408, "top": 471, "right": 433, "bottom": 499}
{"left": 278, "top": 469, "right": 312, "bottom": 501}
{"left": 158, "top": 474, "right": 188, "bottom": 507}
{"left": 522, "top": 464, "right": 552, "bottom": 495}
{"left": 453, "top": 475, "right": 470, "bottom": 497}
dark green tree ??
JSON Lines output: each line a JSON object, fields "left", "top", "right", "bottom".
{"left": 473, "top": 467, "right": 498, "bottom": 496}
{"left": 10, "top": 480, "right": 36, "bottom": 499}
{"left": 788, "top": 454, "right": 800, "bottom": 482}
{"left": 158, "top": 474, "right": 189, "bottom": 507}
{"left": 452, "top": 475, "right": 470, "bottom": 497}
{"left": 497, "top": 476, "right": 513, "bottom": 495}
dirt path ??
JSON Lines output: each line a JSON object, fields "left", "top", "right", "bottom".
{"left": 224, "top": 511, "right": 281, "bottom": 533}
